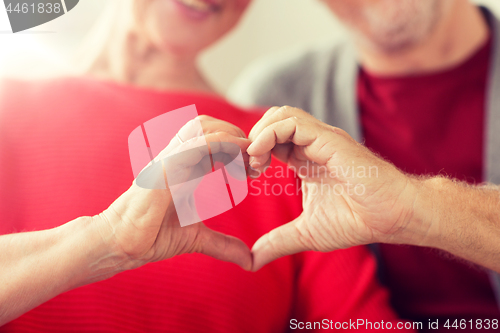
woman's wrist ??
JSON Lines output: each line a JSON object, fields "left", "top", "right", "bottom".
{"left": 0, "top": 216, "right": 137, "bottom": 325}
{"left": 58, "top": 216, "right": 135, "bottom": 289}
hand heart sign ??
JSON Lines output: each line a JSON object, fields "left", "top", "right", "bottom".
{"left": 128, "top": 105, "right": 249, "bottom": 227}
{"left": 3, "top": 0, "right": 79, "bottom": 33}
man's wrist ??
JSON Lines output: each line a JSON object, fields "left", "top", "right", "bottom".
{"left": 392, "top": 176, "right": 442, "bottom": 247}
{"left": 400, "top": 176, "right": 500, "bottom": 272}
{"left": 401, "top": 176, "right": 457, "bottom": 249}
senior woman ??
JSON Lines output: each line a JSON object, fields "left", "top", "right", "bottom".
{"left": 0, "top": 0, "right": 409, "bottom": 331}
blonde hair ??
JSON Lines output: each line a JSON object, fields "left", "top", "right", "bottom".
{"left": 76, "top": 0, "right": 152, "bottom": 82}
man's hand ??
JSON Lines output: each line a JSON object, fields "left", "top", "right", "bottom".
{"left": 247, "top": 106, "right": 431, "bottom": 271}
{"left": 95, "top": 116, "right": 253, "bottom": 272}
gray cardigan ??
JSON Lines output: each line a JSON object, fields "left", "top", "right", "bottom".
{"left": 228, "top": 6, "right": 500, "bottom": 308}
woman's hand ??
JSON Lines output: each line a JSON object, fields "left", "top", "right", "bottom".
{"left": 95, "top": 116, "right": 253, "bottom": 271}
{"left": 0, "top": 116, "right": 253, "bottom": 325}
{"left": 247, "top": 106, "right": 423, "bottom": 271}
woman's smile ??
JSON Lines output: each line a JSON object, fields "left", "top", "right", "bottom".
{"left": 172, "top": 0, "right": 222, "bottom": 19}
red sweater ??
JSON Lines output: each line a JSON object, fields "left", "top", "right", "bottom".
{"left": 0, "top": 78, "right": 404, "bottom": 332}
{"left": 358, "top": 31, "right": 500, "bottom": 329}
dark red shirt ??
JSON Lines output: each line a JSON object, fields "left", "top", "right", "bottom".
{"left": 0, "top": 78, "right": 406, "bottom": 332}
{"left": 358, "top": 31, "right": 500, "bottom": 329}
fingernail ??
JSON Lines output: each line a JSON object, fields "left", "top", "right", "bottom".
{"left": 249, "top": 157, "right": 260, "bottom": 169}
{"left": 247, "top": 142, "right": 255, "bottom": 154}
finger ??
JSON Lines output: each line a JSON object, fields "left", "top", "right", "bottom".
{"left": 160, "top": 133, "right": 250, "bottom": 166}
{"left": 248, "top": 153, "right": 272, "bottom": 173}
{"left": 248, "top": 117, "right": 309, "bottom": 155}
{"left": 248, "top": 106, "right": 281, "bottom": 142}
{"left": 271, "top": 142, "right": 294, "bottom": 163}
{"left": 249, "top": 106, "right": 312, "bottom": 142}
{"left": 247, "top": 107, "right": 300, "bottom": 169}
{"left": 248, "top": 143, "right": 292, "bottom": 175}
{"left": 140, "top": 132, "right": 251, "bottom": 190}
{"left": 171, "top": 116, "right": 247, "bottom": 155}
{"left": 195, "top": 115, "right": 247, "bottom": 139}
{"left": 205, "top": 133, "right": 250, "bottom": 155}
{"left": 196, "top": 225, "right": 253, "bottom": 271}
{"left": 248, "top": 167, "right": 261, "bottom": 179}
{"left": 135, "top": 135, "right": 210, "bottom": 190}
{"left": 286, "top": 151, "right": 331, "bottom": 179}
{"left": 251, "top": 214, "right": 311, "bottom": 272}
{"left": 247, "top": 116, "right": 305, "bottom": 163}
{"left": 248, "top": 117, "right": 342, "bottom": 166}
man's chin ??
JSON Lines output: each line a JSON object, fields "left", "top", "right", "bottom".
{"left": 356, "top": 32, "right": 425, "bottom": 54}
{"left": 360, "top": 36, "right": 424, "bottom": 54}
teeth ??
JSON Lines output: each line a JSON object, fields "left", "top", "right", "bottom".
{"left": 177, "top": 0, "right": 212, "bottom": 11}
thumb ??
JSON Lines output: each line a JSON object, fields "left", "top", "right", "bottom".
{"left": 196, "top": 225, "right": 253, "bottom": 271}
{"left": 251, "top": 214, "right": 311, "bottom": 272}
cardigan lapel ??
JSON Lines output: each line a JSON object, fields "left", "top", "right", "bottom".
{"left": 327, "top": 41, "right": 362, "bottom": 142}
{"left": 484, "top": 6, "right": 500, "bottom": 309}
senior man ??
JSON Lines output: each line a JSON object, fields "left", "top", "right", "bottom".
{"left": 229, "top": 0, "right": 500, "bottom": 329}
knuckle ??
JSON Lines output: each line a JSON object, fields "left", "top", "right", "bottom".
{"left": 213, "top": 131, "right": 229, "bottom": 142}
{"left": 332, "top": 127, "right": 346, "bottom": 135}
{"left": 277, "top": 105, "right": 292, "bottom": 116}
{"left": 195, "top": 115, "right": 211, "bottom": 122}
{"left": 226, "top": 125, "right": 245, "bottom": 138}
{"left": 265, "top": 106, "right": 281, "bottom": 116}
{"left": 279, "top": 106, "right": 309, "bottom": 121}
{"left": 330, "top": 126, "right": 353, "bottom": 140}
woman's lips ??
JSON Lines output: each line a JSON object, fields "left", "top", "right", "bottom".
{"left": 172, "top": 0, "right": 222, "bottom": 20}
